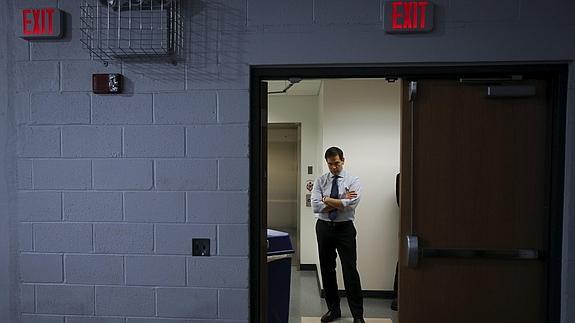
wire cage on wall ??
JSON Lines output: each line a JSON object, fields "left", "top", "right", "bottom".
{"left": 80, "top": 0, "right": 183, "bottom": 65}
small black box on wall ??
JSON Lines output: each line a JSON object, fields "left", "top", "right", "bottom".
{"left": 92, "top": 73, "right": 123, "bottom": 94}
{"left": 192, "top": 239, "right": 210, "bottom": 256}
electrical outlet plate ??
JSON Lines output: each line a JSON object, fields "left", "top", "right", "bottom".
{"left": 192, "top": 239, "right": 210, "bottom": 256}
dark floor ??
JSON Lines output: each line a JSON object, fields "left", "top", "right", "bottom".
{"left": 289, "top": 266, "right": 398, "bottom": 323}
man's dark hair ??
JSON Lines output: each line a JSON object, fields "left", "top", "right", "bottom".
{"left": 324, "top": 147, "right": 344, "bottom": 160}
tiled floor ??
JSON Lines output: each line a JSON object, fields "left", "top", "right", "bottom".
{"left": 289, "top": 266, "right": 398, "bottom": 323}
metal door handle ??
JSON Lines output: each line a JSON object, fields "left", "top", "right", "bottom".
{"left": 405, "top": 235, "right": 420, "bottom": 268}
{"left": 422, "top": 248, "right": 540, "bottom": 260}
{"left": 405, "top": 235, "right": 542, "bottom": 268}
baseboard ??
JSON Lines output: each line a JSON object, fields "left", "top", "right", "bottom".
{"left": 300, "top": 264, "right": 395, "bottom": 299}
{"left": 320, "top": 289, "right": 395, "bottom": 299}
{"left": 299, "top": 264, "right": 317, "bottom": 271}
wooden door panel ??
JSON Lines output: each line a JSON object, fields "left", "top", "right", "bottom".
{"left": 402, "top": 260, "right": 544, "bottom": 322}
{"left": 399, "top": 79, "right": 549, "bottom": 323}
{"left": 414, "top": 80, "right": 548, "bottom": 248}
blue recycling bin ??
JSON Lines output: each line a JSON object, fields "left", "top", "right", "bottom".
{"left": 267, "top": 229, "right": 295, "bottom": 323}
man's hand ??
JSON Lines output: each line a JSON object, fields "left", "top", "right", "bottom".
{"left": 345, "top": 189, "right": 357, "bottom": 199}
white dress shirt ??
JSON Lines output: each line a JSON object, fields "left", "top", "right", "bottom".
{"left": 311, "top": 170, "right": 361, "bottom": 222}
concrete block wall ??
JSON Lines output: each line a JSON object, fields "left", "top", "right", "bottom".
{"left": 13, "top": 0, "right": 249, "bottom": 321}
{"left": 2, "top": 0, "right": 574, "bottom": 322}
{"left": 1, "top": 1, "right": 19, "bottom": 321}
{"left": 16, "top": 95, "right": 249, "bottom": 321}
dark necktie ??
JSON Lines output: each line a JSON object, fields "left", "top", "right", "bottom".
{"left": 328, "top": 175, "right": 339, "bottom": 221}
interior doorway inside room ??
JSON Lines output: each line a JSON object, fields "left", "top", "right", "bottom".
{"left": 266, "top": 78, "right": 402, "bottom": 322}
{"left": 267, "top": 123, "right": 301, "bottom": 267}
{"left": 252, "top": 65, "right": 566, "bottom": 323}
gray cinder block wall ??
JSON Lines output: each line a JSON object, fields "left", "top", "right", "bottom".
{"left": 1, "top": 0, "right": 18, "bottom": 322}
{"left": 0, "top": 0, "right": 573, "bottom": 322}
{"left": 12, "top": 0, "right": 250, "bottom": 322}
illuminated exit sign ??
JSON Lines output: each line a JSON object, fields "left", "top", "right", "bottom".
{"left": 19, "top": 8, "right": 63, "bottom": 39}
{"left": 384, "top": 1, "right": 434, "bottom": 33}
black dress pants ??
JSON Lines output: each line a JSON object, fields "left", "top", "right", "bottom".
{"left": 316, "top": 220, "right": 364, "bottom": 319}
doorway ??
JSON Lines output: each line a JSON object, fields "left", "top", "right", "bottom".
{"left": 266, "top": 79, "right": 402, "bottom": 322}
{"left": 268, "top": 123, "right": 301, "bottom": 266}
{"left": 250, "top": 65, "right": 567, "bottom": 323}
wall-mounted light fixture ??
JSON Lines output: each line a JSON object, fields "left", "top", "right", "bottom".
{"left": 92, "top": 74, "right": 123, "bottom": 94}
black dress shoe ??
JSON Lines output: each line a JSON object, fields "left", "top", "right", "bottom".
{"left": 320, "top": 309, "right": 341, "bottom": 322}
{"left": 353, "top": 319, "right": 366, "bottom": 323}
{"left": 390, "top": 297, "right": 398, "bottom": 311}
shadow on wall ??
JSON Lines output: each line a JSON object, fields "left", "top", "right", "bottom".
{"left": 186, "top": 0, "right": 247, "bottom": 85}
{"left": 123, "top": 0, "right": 247, "bottom": 87}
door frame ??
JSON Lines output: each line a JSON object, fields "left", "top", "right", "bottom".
{"left": 249, "top": 63, "right": 568, "bottom": 323}
{"left": 267, "top": 122, "right": 302, "bottom": 266}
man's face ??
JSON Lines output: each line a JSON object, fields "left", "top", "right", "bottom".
{"left": 326, "top": 155, "right": 344, "bottom": 176}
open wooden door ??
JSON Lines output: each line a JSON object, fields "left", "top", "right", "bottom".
{"left": 399, "top": 79, "right": 551, "bottom": 323}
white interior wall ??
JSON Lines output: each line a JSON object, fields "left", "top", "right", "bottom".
{"left": 320, "top": 79, "right": 401, "bottom": 291}
{"left": 268, "top": 95, "right": 320, "bottom": 266}
{"left": 317, "top": 82, "right": 326, "bottom": 189}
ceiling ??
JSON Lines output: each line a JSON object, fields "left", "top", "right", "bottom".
{"left": 266, "top": 80, "right": 322, "bottom": 96}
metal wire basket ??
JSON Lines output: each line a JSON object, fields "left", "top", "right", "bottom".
{"left": 80, "top": 0, "right": 183, "bottom": 65}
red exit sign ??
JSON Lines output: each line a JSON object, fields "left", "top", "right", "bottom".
{"left": 19, "top": 8, "right": 63, "bottom": 39}
{"left": 384, "top": 1, "right": 434, "bottom": 33}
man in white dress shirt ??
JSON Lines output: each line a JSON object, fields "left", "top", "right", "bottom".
{"left": 311, "top": 147, "right": 364, "bottom": 323}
